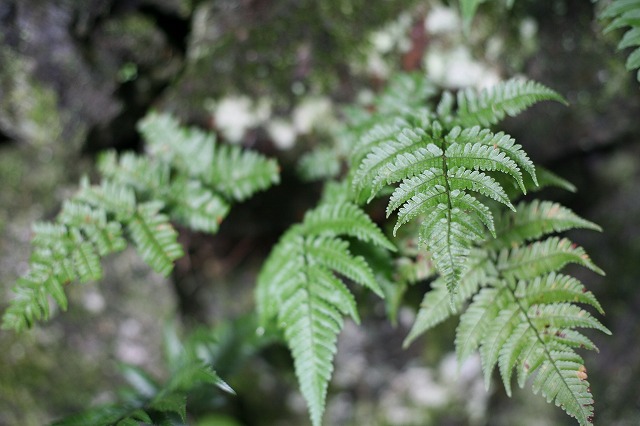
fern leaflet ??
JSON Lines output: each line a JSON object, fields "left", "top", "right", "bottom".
{"left": 453, "top": 78, "right": 567, "bottom": 128}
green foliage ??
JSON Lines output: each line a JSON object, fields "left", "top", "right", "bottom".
{"left": 351, "top": 78, "right": 563, "bottom": 294}
{"left": 601, "top": 0, "right": 640, "bottom": 81}
{"left": 256, "top": 200, "right": 395, "bottom": 426}
{"left": 2, "top": 112, "right": 279, "bottom": 332}
{"left": 52, "top": 324, "right": 234, "bottom": 426}
{"left": 3, "top": 4, "right": 624, "bottom": 422}
{"left": 404, "top": 200, "right": 608, "bottom": 425}
{"left": 346, "top": 74, "right": 607, "bottom": 425}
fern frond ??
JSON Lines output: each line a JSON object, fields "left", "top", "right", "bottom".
{"left": 4, "top": 112, "right": 280, "bottom": 331}
{"left": 256, "top": 201, "right": 393, "bottom": 426}
{"left": 456, "top": 286, "right": 510, "bottom": 364}
{"left": 1, "top": 201, "right": 129, "bottom": 331}
{"left": 455, "top": 78, "right": 567, "bottom": 128}
{"left": 520, "top": 272, "right": 604, "bottom": 315}
{"left": 387, "top": 168, "right": 444, "bottom": 216}
{"left": 489, "top": 200, "right": 601, "bottom": 249}
{"left": 76, "top": 178, "right": 137, "bottom": 222}
{"left": 58, "top": 201, "right": 127, "bottom": 256}
{"left": 447, "top": 215, "right": 608, "bottom": 426}
{"left": 279, "top": 262, "right": 358, "bottom": 426}
{"left": 601, "top": 0, "right": 640, "bottom": 81}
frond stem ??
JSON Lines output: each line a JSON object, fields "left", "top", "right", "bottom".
{"left": 441, "top": 137, "right": 456, "bottom": 293}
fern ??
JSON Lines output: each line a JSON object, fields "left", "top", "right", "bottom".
{"left": 2, "top": 112, "right": 279, "bottom": 331}
{"left": 351, "top": 79, "right": 564, "bottom": 294}
{"left": 601, "top": 0, "right": 640, "bottom": 81}
{"left": 256, "top": 200, "right": 394, "bottom": 426}
{"left": 345, "top": 74, "right": 608, "bottom": 425}
{"left": 405, "top": 199, "right": 608, "bottom": 425}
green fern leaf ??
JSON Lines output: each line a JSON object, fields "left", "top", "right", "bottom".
{"left": 256, "top": 202, "right": 392, "bottom": 426}
{"left": 256, "top": 231, "right": 306, "bottom": 324}
{"left": 527, "top": 303, "right": 609, "bottom": 335}
{"left": 455, "top": 78, "right": 567, "bottom": 128}
{"left": 497, "top": 237, "right": 605, "bottom": 280}
{"left": 279, "top": 264, "right": 356, "bottom": 426}
{"left": 387, "top": 168, "right": 445, "bottom": 216}
{"left": 127, "top": 201, "right": 184, "bottom": 276}
{"left": 448, "top": 167, "right": 514, "bottom": 212}
{"left": 419, "top": 202, "right": 474, "bottom": 293}
{"left": 76, "top": 179, "right": 137, "bottom": 222}
{"left": 490, "top": 200, "right": 601, "bottom": 249}
{"left": 138, "top": 111, "right": 280, "bottom": 202}
{"left": 71, "top": 241, "right": 103, "bottom": 282}
{"left": 479, "top": 303, "right": 521, "bottom": 387}
{"left": 354, "top": 120, "right": 533, "bottom": 294}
